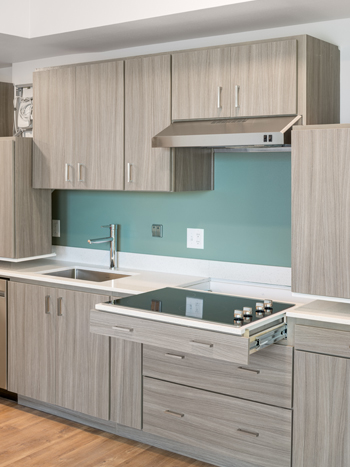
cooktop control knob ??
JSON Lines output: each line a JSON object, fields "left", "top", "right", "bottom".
{"left": 256, "top": 302, "right": 264, "bottom": 312}
{"left": 243, "top": 307, "right": 253, "bottom": 316}
{"left": 264, "top": 299, "right": 273, "bottom": 310}
{"left": 234, "top": 309, "right": 244, "bottom": 320}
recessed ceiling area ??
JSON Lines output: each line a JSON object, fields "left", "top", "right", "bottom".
{"left": 1, "top": 0, "right": 350, "bottom": 67}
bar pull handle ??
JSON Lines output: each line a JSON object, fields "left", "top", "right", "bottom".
{"left": 217, "top": 86, "right": 222, "bottom": 109}
{"left": 235, "top": 84, "right": 240, "bottom": 108}
{"left": 164, "top": 410, "right": 184, "bottom": 418}
{"left": 237, "top": 428, "right": 259, "bottom": 438}
{"left": 190, "top": 340, "right": 213, "bottom": 348}
{"left": 45, "top": 295, "right": 50, "bottom": 314}
{"left": 127, "top": 163, "right": 132, "bottom": 183}
{"left": 112, "top": 325, "right": 134, "bottom": 333}
{"left": 77, "top": 163, "right": 83, "bottom": 182}
{"left": 57, "top": 297, "right": 63, "bottom": 316}
{"left": 65, "top": 163, "right": 72, "bottom": 182}
{"left": 238, "top": 366, "right": 260, "bottom": 375}
{"left": 165, "top": 353, "right": 185, "bottom": 360}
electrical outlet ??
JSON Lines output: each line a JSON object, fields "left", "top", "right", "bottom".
{"left": 152, "top": 224, "right": 163, "bottom": 237}
{"left": 187, "top": 228, "right": 204, "bottom": 249}
{"left": 52, "top": 220, "right": 60, "bottom": 237}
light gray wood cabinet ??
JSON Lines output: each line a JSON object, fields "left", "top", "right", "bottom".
{"left": 292, "top": 124, "right": 350, "bottom": 298}
{"left": 0, "top": 137, "right": 51, "bottom": 260}
{"left": 33, "top": 61, "right": 124, "bottom": 190}
{"left": 293, "top": 323, "right": 350, "bottom": 467}
{"left": 172, "top": 35, "right": 339, "bottom": 125}
{"left": 8, "top": 282, "right": 110, "bottom": 420}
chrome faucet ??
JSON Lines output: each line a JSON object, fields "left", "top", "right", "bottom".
{"left": 88, "top": 224, "right": 117, "bottom": 269}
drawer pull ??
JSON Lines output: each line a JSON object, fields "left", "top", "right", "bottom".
{"left": 164, "top": 410, "right": 184, "bottom": 418}
{"left": 112, "top": 326, "right": 134, "bottom": 333}
{"left": 237, "top": 428, "right": 259, "bottom": 438}
{"left": 238, "top": 366, "right": 260, "bottom": 375}
{"left": 165, "top": 353, "right": 185, "bottom": 360}
{"left": 190, "top": 340, "right": 214, "bottom": 348}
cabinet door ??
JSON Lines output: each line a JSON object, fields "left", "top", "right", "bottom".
{"left": 0, "top": 139, "right": 15, "bottom": 258}
{"left": 55, "top": 289, "right": 109, "bottom": 419}
{"left": 33, "top": 66, "right": 76, "bottom": 189}
{"left": 231, "top": 40, "right": 297, "bottom": 117}
{"left": 172, "top": 48, "right": 231, "bottom": 120}
{"left": 125, "top": 55, "right": 172, "bottom": 191}
{"left": 292, "top": 127, "right": 350, "bottom": 298}
{"left": 293, "top": 351, "right": 350, "bottom": 467}
{"left": 8, "top": 282, "right": 56, "bottom": 404}
{"left": 75, "top": 61, "right": 124, "bottom": 190}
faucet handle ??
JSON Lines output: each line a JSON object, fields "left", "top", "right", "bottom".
{"left": 102, "top": 224, "right": 117, "bottom": 229}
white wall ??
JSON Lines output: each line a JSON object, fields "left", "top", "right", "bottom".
{"left": 0, "top": 67, "right": 12, "bottom": 83}
{"left": 12, "top": 17, "right": 350, "bottom": 122}
{"left": 0, "top": 0, "right": 30, "bottom": 37}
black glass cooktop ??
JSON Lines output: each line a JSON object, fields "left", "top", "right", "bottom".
{"left": 109, "top": 287, "right": 295, "bottom": 328}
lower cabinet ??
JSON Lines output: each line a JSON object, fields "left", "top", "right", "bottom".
{"left": 293, "top": 324, "right": 350, "bottom": 467}
{"left": 8, "top": 281, "right": 110, "bottom": 420}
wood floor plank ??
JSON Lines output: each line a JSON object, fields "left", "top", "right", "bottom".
{"left": 0, "top": 398, "right": 214, "bottom": 467}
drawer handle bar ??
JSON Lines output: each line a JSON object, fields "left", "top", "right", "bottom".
{"left": 112, "top": 325, "right": 134, "bottom": 333}
{"left": 165, "top": 353, "right": 185, "bottom": 360}
{"left": 217, "top": 86, "right": 222, "bottom": 109}
{"left": 235, "top": 84, "right": 240, "bottom": 108}
{"left": 57, "top": 297, "right": 63, "bottom": 316}
{"left": 45, "top": 295, "right": 50, "bottom": 314}
{"left": 191, "top": 340, "right": 213, "bottom": 348}
{"left": 238, "top": 366, "right": 260, "bottom": 375}
{"left": 164, "top": 410, "right": 184, "bottom": 418}
{"left": 237, "top": 428, "right": 259, "bottom": 437}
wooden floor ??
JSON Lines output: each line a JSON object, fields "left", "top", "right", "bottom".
{"left": 0, "top": 397, "right": 215, "bottom": 467}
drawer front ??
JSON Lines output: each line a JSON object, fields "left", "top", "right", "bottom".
{"left": 91, "top": 310, "right": 250, "bottom": 364}
{"left": 143, "top": 377, "right": 292, "bottom": 467}
{"left": 295, "top": 324, "right": 350, "bottom": 358}
{"left": 143, "top": 344, "right": 293, "bottom": 409}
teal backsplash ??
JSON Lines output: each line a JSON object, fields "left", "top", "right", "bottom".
{"left": 52, "top": 152, "right": 291, "bottom": 267}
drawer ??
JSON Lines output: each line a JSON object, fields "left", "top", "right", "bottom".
{"left": 143, "top": 344, "right": 293, "bottom": 408}
{"left": 295, "top": 324, "right": 350, "bottom": 358}
{"left": 143, "top": 377, "right": 292, "bottom": 467}
{"left": 90, "top": 310, "right": 286, "bottom": 365}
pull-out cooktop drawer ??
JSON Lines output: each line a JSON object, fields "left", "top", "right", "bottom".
{"left": 90, "top": 309, "right": 287, "bottom": 365}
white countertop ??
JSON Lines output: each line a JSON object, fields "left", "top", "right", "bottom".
{"left": 287, "top": 299, "right": 350, "bottom": 326}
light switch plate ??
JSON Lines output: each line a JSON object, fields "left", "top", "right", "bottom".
{"left": 52, "top": 220, "right": 60, "bottom": 237}
{"left": 187, "top": 228, "right": 204, "bottom": 249}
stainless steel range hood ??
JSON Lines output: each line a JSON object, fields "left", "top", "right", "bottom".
{"left": 152, "top": 115, "right": 301, "bottom": 149}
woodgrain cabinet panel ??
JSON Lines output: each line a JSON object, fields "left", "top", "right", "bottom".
{"left": 0, "top": 82, "right": 13, "bottom": 136}
{"left": 231, "top": 39, "right": 297, "bottom": 117}
{"left": 295, "top": 324, "right": 350, "bottom": 358}
{"left": 172, "top": 47, "right": 231, "bottom": 120}
{"left": 144, "top": 377, "right": 292, "bottom": 467}
{"left": 0, "top": 139, "right": 15, "bottom": 258}
{"left": 293, "top": 350, "right": 350, "bottom": 467}
{"left": 292, "top": 125, "right": 350, "bottom": 298}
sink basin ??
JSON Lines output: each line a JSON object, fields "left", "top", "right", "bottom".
{"left": 44, "top": 268, "right": 130, "bottom": 283}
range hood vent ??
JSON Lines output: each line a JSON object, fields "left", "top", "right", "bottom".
{"left": 152, "top": 115, "right": 301, "bottom": 149}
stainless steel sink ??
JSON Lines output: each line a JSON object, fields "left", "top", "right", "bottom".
{"left": 44, "top": 268, "right": 130, "bottom": 282}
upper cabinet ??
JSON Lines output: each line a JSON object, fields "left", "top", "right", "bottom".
{"left": 231, "top": 40, "right": 297, "bottom": 117}
{"left": 33, "top": 61, "right": 124, "bottom": 190}
{"left": 172, "top": 36, "right": 339, "bottom": 125}
{"left": 172, "top": 47, "right": 231, "bottom": 120}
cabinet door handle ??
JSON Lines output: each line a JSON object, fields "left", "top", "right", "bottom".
{"left": 235, "top": 84, "right": 240, "bottom": 108}
{"left": 164, "top": 410, "right": 184, "bottom": 418}
{"left": 65, "top": 163, "right": 72, "bottom": 182}
{"left": 237, "top": 428, "right": 259, "bottom": 438}
{"left": 57, "top": 297, "right": 63, "bottom": 316}
{"left": 127, "top": 163, "right": 132, "bottom": 183}
{"left": 45, "top": 295, "right": 50, "bottom": 314}
{"left": 165, "top": 353, "right": 185, "bottom": 360}
{"left": 238, "top": 366, "right": 260, "bottom": 375}
{"left": 112, "top": 325, "right": 134, "bottom": 332}
{"left": 217, "top": 86, "right": 222, "bottom": 109}
{"left": 190, "top": 340, "right": 213, "bottom": 348}
{"left": 77, "top": 163, "right": 83, "bottom": 182}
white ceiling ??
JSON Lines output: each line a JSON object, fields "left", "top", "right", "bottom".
{"left": 1, "top": 0, "right": 350, "bottom": 67}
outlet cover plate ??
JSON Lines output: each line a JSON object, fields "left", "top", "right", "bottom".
{"left": 187, "top": 228, "right": 204, "bottom": 249}
{"left": 152, "top": 224, "right": 163, "bottom": 238}
{"left": 52, "top": 220, "right": 60, "bottom": 237}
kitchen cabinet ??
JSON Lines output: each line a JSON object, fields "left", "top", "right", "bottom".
{"left": 0, "top": 82, "right": 14, "bottom": 136}
{"left": 293, "top": 324, "right": 350, "bottom": 467}
{"left": 0, "top": 137, "right": 51, "bottom": 260}
{"left": 8, "top": 282, "right": 110, "bottom": 419}
{"left": 291, "top": 124, "right": 350, "bottom": 298}
{"left": 172, "top": 35, "right": 339, "bottom": 125}
{"left": 33, "top": 60, "right": 124, "bottom": 190}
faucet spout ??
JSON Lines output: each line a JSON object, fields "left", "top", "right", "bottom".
{"left": 88, "top": 224, "right": 117, "bottom": 269}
